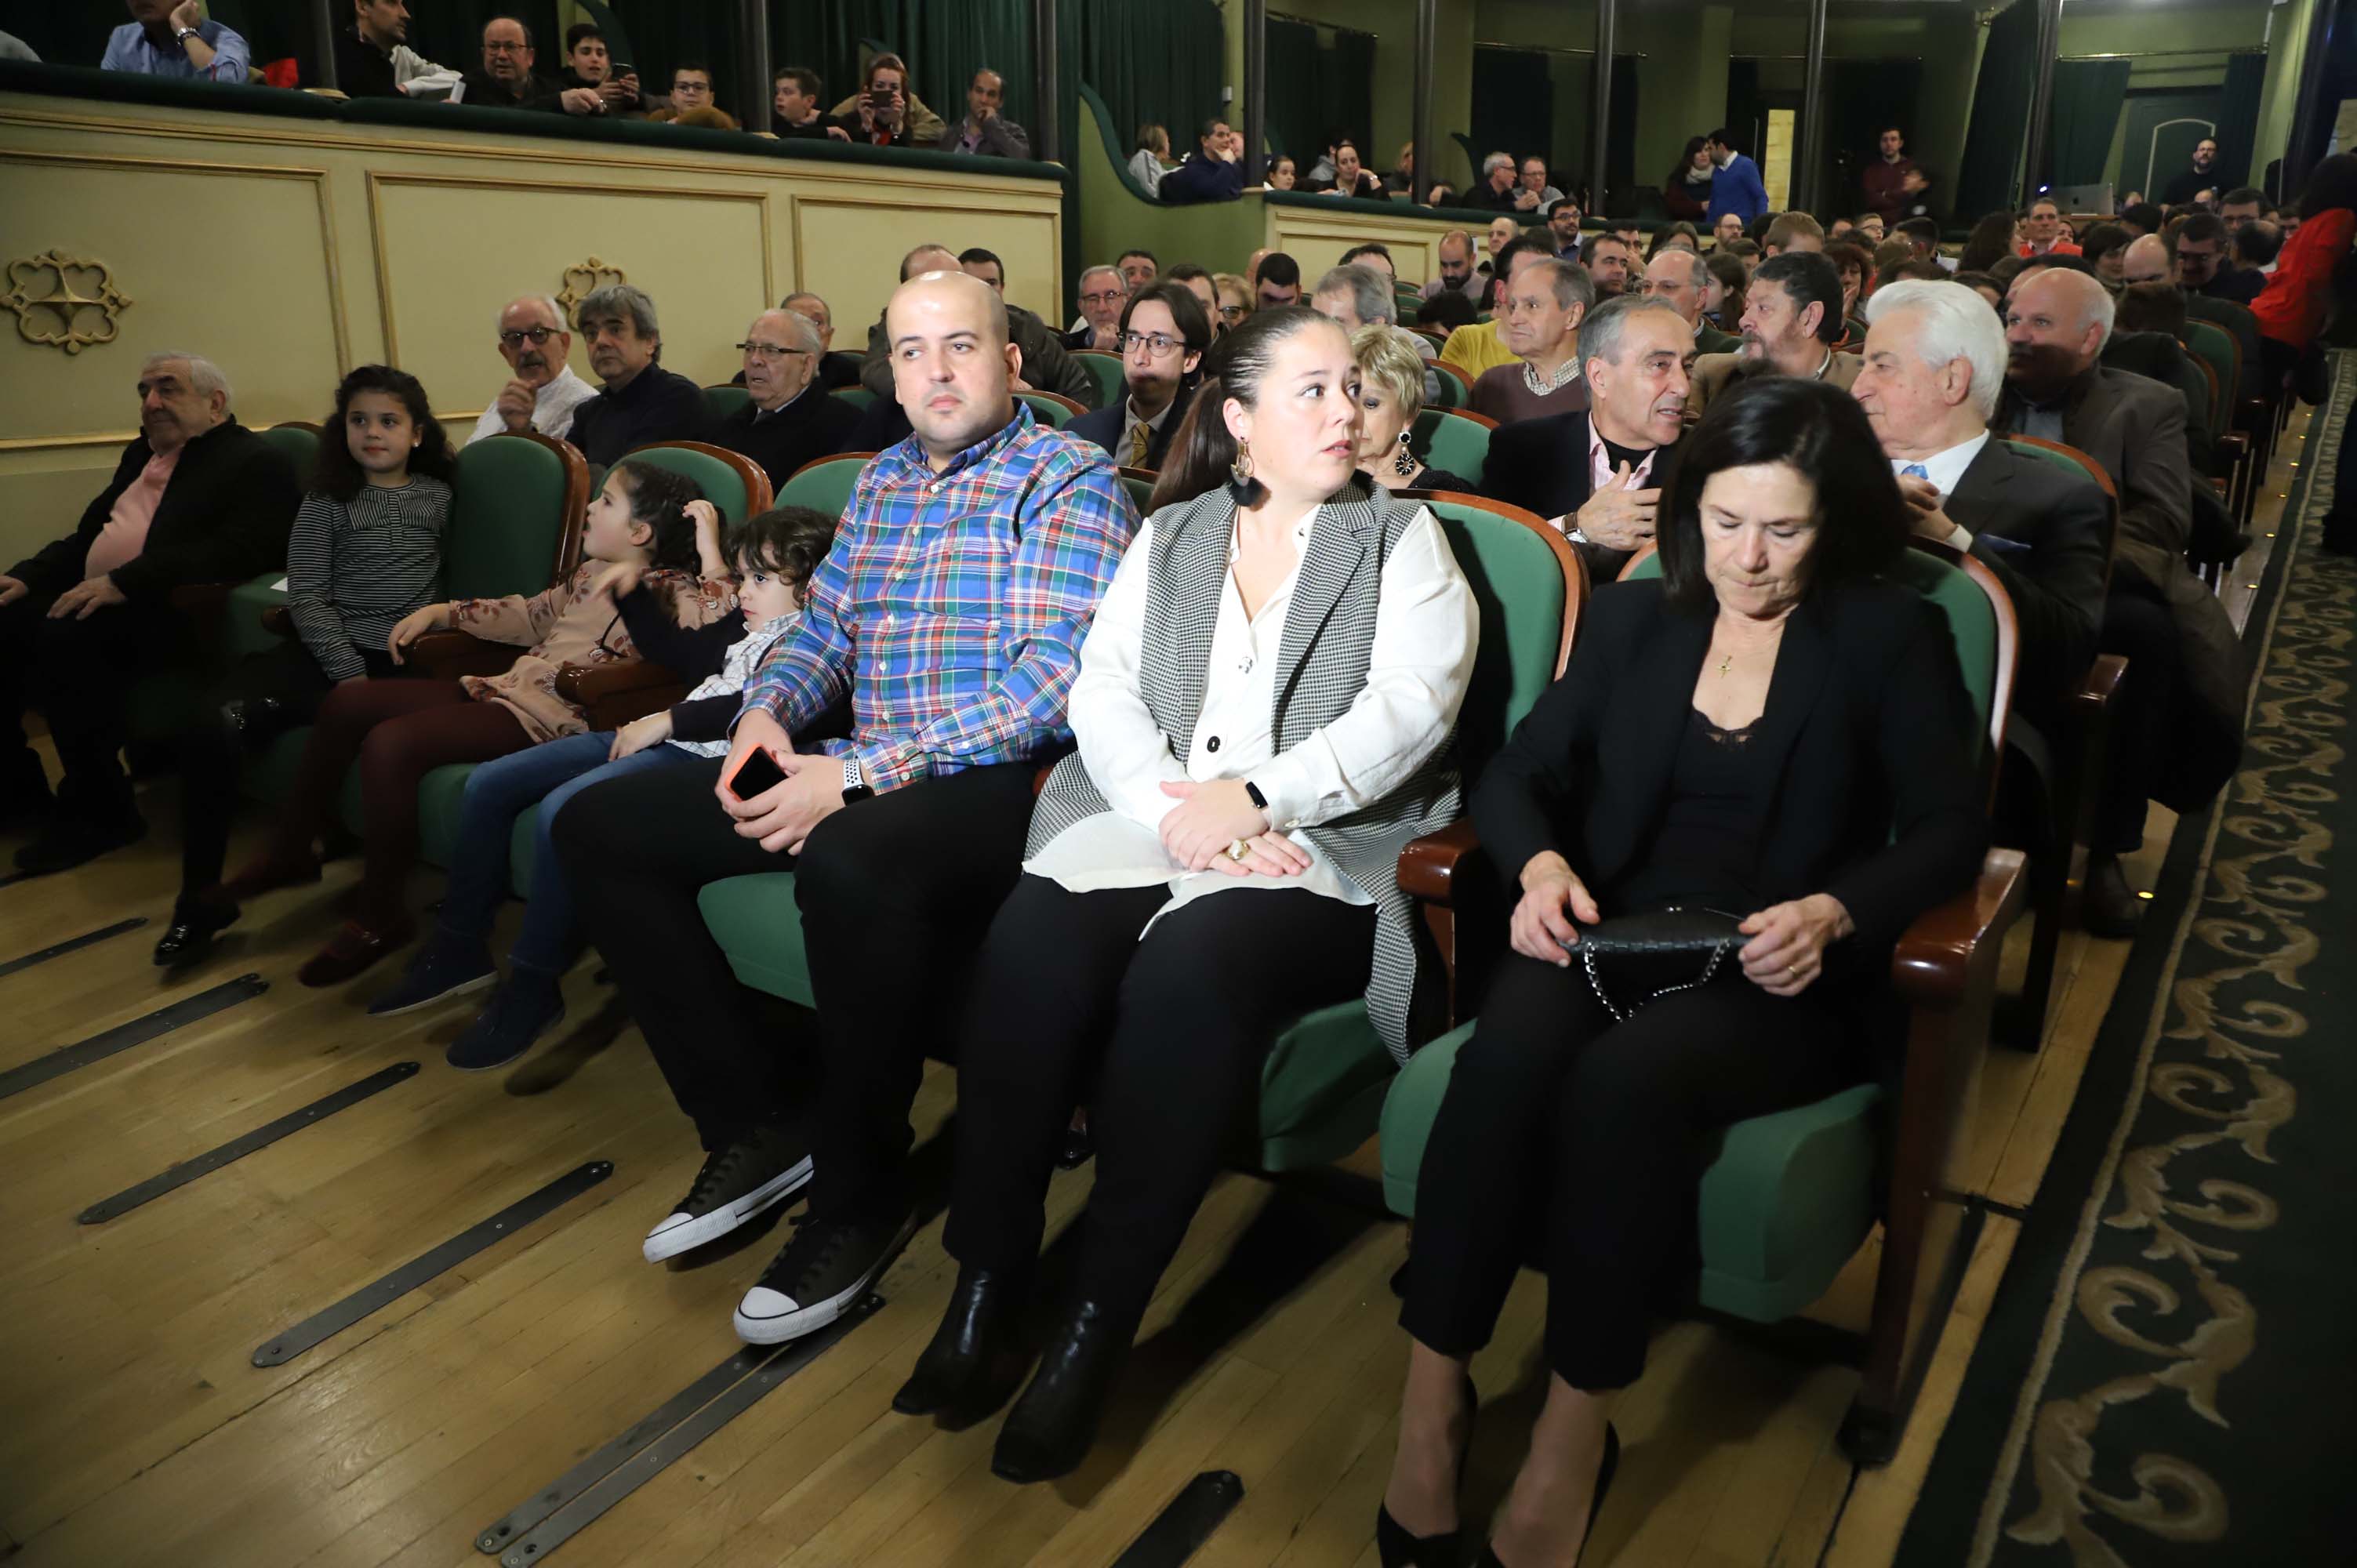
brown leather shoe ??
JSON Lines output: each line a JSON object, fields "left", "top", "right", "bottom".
{"left": 222, "top": 850, "right": 322, "bottom": 902}
{"left": 298, "top": 917, "right": 416, "bottom": 989}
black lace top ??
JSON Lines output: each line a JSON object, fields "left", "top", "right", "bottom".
{"left": 1610, "top": 706, "right": 1771, "bottom": 914}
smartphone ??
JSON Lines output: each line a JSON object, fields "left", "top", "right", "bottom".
{"left": 728, "top": 746, "right": 788, "bottom": 800}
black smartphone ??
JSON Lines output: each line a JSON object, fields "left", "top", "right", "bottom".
{"left": 728, "top": 746, "right": 788, "bottom": 800}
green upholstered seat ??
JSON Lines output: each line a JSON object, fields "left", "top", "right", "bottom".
{"left": 776, "top": 454, "right": 872, "bottom": 519}
{"left": 2179, "top": 321, "right": 2239, "bottom": 442}
{"left": 830, "top": 387, "right": 878, "bottom": 413}
{"left": 1072, "top": 350, "right": 1127, "bottom": 408}
{"left": 1017, "top": 392, "right": 1081, "bottom": 429}
{"left": 699, "top": 873, "right": 815, "bottom": 1007}
{"left": 703, "top": 385, "right": 753, "bottom": 424}
{"left": 1412, "top": 409, "right": 1491, "bottom": 488}
{"left": 1427, "top": 363, "right": 1470, "bottom": 410}
{"left": 1378, "top": 543, "right": 1999, "bottom": 1325}
{"left": 1118, "top": 472, "right": 1157, "bottom": 515}
{"left": 619, "top": 443, "right": 759, "bottom": 526}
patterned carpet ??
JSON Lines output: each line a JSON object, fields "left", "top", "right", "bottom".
{"left": 1898, "top": 356, "right": 2357, "bottom": 1565}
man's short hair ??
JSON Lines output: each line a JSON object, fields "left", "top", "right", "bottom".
{"left": 484, "top": 15, "right": 532, "bottom": 46}
{"left": 1751, "top": 252, "right": 1845, "bottom": 343}
{"left": 142, "top": 350, "right": 231, "bottom": 405}
{"left": 1257, "top": 252, "right": 1302, "bottom": 290}
{"left": 2017, "top": 252, "right": 2097, "bottom": 279}
{"left": 1765, "top": 211, "right": 1825, "bottom": 251}
{"left": 564, "top": 23, "right": 601, "bottom": 51}
{"left": 1481, "top": 151, "right": 1513, "bottom": 179}
{"left": 1164, "top": 262, "right": 1212, "bottom": 285}
{"left": 1580, "top": 294, "right": 1684, "bottom": 369}
{"left": 1883, "top": 258, "right": 1949, "bottom": 284}
{"left": 2115, "top": 281, "right": 2188, "bottom": 339}
{"left": 1864, "top": 278, "right": 2007, "bottom": 419}
{"left": 1338, "top": 241, "right": 1394, "bottom": 268}
{"left": 576, "top": 283, "right": 659, "bottom": 340}
{"left": 1117, "top": 248, "right": 1158, "bottom": 269}
{"left": 1725, "top": 237, "right": 1763, "bottom": 260}
{"left": 1524, "top": 258, "right": 1596, "bottom": 314}
{"left": 2119, "top": 201, "right": 2166, "bottom": 234}
{"left": 899, "top": 243, "right": 958, "bottom": 281}
{"left": 494, "top": 294, "right": 566, "bottom": 332}
{"left": 673, "top": 61, "right": 713, "bottom": 84}
{"left": 1895, "top": 216, "right": 1939, "bottom": 249}
{"left": 1706, "top": 128, "right": 1734, "bottom": 147}
{"left": 958, "top": 246, "right": 1005, "bottom": 273}
{"left": 1197, "top": 117, "right": 1227, "bottom": 143}
{"left": 2221, "top": 185, "right": 2266, "bottom": 209}
{"left": 775, "top": 66, "right": 821, "bottom": 97}
{"left": 2235, "top": 220, "right": 2284, "bottom": 268}
{"left": 2178, "top": 212, "right": 2228, "bottom": 248}
{"left": 1314, "top": 263, "right": 1396, "bottom": 326}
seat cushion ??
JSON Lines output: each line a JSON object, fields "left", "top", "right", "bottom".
{"left": 699, "top": 873, "right": 813, "bottom": 1008}
{"left": 413, "top": 764, "right": 479, "bottom": 869}
{"left": 1255, "top": 1000, "right": 1397, "bottom": 1173}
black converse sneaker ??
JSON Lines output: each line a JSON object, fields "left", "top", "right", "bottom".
{"left": 732, "top": 1207, "right": 915, "bottom": 1344}
{"left": 641, "top": 1124, "right": 813, "bottom": 1262}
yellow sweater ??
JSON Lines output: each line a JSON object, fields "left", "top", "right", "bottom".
{"left": 1439, "top": 321, "right": 1519, "bottom": 379}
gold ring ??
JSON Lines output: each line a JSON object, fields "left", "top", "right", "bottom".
{"left": 1227, "top": 839, "right": 1251, "bottom": 862}
{"left": 1787, "top": 963, "right": 1800, "bottom": 979}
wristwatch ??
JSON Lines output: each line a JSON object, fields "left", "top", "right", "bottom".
{"left": 840, "top": 754, "right": 873, "bottom": 805}
{"left": 1243, "top": 779, "right": 1273, "bottom": 827}
{"left": 174, "top": 26, "right": 201, "bottom": 45}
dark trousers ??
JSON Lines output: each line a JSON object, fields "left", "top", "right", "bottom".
{"left": 0, "top": 592, "right": 188, "bottom": 818}
{"left": 554, "top": 757, "right": 1042, "bottom": 1222}
{"left": 176, "top": 641, "right": 399, "bottom": 905}
{"left": 943, "top": 877, "right": 1375, "bottom": 1316}
{"left": 1400, "top": 953, "right": 1865, "bottom": 1392}
{"left": 261, "top": 678, "right": 534, "bottom": 929}
{"left": 2094, "top": 586, "right": 2179, "bottom": 855}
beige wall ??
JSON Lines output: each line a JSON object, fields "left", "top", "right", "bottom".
{"left": 0, "top": 93, "right": 1064, "bottom": 564}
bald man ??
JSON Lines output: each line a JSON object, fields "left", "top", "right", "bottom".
{"left": 559, "top": 267, "right": 1138, "bottom": 1346}
{"left": 2119, "top": 233, "right": 2265, "bottom": 407}
{"left": 859, "top": 243, "right": 1099, "bottom": 408}
{"left": 706, "top": 308, "right": 862, "bottom": 487}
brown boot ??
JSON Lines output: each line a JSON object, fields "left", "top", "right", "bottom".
{"left": 297, "top": 916, "right": 417, "bottom": 989}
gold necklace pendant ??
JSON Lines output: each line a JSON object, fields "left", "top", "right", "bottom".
{"left": 1717, "top": 652, "right": 1733, "bottom": 677}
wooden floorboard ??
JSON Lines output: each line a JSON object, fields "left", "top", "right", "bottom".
{"left": 0, "top": 409, "right": 2307, "bottom": 1566}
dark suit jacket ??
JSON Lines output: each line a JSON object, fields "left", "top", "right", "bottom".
{"left": 1064, "top": 383, "right": 1196, "bottom": 470}
{"left": 566, "top": 364, "right": 710, "bottom": 469}
{"left": 706, "top": 389, "right": 864, "bottom": 489}
{"left": 10, "top": 419, "right": 300, "bottom": 602}
{"left": 1158, "top": 154, "right": 1244, "bottom": 205}
{"left": 1481, "top": 408, "right": 1678, "bottom": 583}
{"left": 1474, "top": 577, "right": 1988, "bottom": 982}
{"left": 1942, "top": 437, "right": 2109, "bottom": 722}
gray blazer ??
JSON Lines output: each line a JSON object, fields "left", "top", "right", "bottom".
{"left": 1027, "top": 480, "right": 1464, "bottom": 1059}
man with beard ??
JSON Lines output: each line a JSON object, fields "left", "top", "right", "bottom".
{"left": 467, "top": 295, "right": 597, "bottom": 445}
{"left": 1481, "top": 295, "right": 1691, "bottom": 581}
{"left": 1992, "top": 267, "right": 2242, "bottom": 934}
{"left": 563, "top": 285, "right": 707, "bottom": 468}
{"left": 1419, "top": 230, "right": 1480, "bottom": 305}
{"left": 1582, "top": 233, "right": 1637, "bottom": 298}
{"left": 1687, "top": 252, "right": 1861, "bottom": 418}
{"left": 709, "top": 309, "right": 863, "bottom": 489}
{"left": 2162, "top": 137, "right": 2221, "bottom": 208}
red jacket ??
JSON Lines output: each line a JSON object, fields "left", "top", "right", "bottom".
{"left": 2017, "top": 240, "right": 2083, "bottom": 258}
{"left": 2253, "top": 208, "right": 2357, "bottom": 349}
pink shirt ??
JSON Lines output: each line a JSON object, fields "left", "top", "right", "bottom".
{"left": 83, "top": 446, "right": 181, "bottom": 581}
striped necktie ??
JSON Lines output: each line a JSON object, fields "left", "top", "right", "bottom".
{"left": 1128, "top": 422, "right": 1151, "bottom": 468}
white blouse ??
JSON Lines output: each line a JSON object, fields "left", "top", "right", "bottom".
{"left": 1026, "top": 502, "right": 1476, "bottom": 924}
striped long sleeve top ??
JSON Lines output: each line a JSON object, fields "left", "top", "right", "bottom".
{"left": 285, "top": 477, "right": 452, "bottom": 682}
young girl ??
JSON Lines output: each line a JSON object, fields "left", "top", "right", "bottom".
{"left": 366, "top": 505, "right": 839, "bottom": 1070}
{"left": 155, "top": 365, "right": 455, "bottom": 967}
{"left": 225, "top": 459, "right": 735, "bottom": 986}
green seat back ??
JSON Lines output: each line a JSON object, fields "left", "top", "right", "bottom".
{"left": 620, "top": 444, "right": 754, "bottom": 527}
{"left": 1415, "top": 497, "right": 1574, "bottom": 772}
{"left": 1072, "top": 350, "right": 1127, "bottom": 408}
{"left": 702, "top": 385, "right": 753, "bottom": 424}
{"left": 2181, "top": 320, "right": 2238, "bottom": 435}
{"left": 776, "top": 453, "right": 872, "bottom": 519}
{"left": 2000, "top": 437, "right": 2096, "bottom": 486}
{"left": 1018, "top": 392, "right": 1080, "bottom": 429}
{"left": 448, "top": 434, "right": 574, "bottom": 598}
{"left": 1119, "top": 472, "right": 1157, "bottom": 514}
{"left": 1412, "top": 408, "right": 1491, "bottom": 487}
{"left": 262, "top": 423, "right": 320, "bottom": 480}
{"left": 1427, "top": 363, "right": 1469, "bottom": 410}
{"left": 830, "top": 386, "right": 877, "bottom": 413}
{"left": 699, "top": 873, "right": 815, "bottom": 1007}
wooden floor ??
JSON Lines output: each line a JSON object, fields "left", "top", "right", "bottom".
{"left": 0, "top": 415, "right": 2308, "bottom": 1568}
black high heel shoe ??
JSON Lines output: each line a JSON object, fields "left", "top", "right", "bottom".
{"left": 1474, "top": 1422, "right": 1619, "bottom": 1568}
{"left": 1375, "top": 1372, "right": 1479, "bottom": 1568}
{"left": 990, "top": 1298, "right": 1137, "bottom": 1483}
{"left": 892, "top": 1264, "right": 1029, "bottom": 1422}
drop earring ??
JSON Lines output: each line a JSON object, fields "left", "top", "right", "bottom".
{"left": 1229, "top": 438, "right": 1254, "bottom": 485}
{"left": 1393, "top": 430, "right": 1418, "bottom": 478}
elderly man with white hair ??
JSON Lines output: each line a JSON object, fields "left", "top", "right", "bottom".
{"left": 470, "top": 294, "right": 597, "bottom": 445}
{"left": 708, "top": 307, "right": 863, "bottom": 487}
{"left": 1, "top": 350, "right": 301, "bottom": 872}
{"left": 1311, "top": 263, "right": 1441, "bottom": 404}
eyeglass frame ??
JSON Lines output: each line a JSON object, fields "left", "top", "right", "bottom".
{"left": 498, "top": 326, "right": 563, "bottom": 347}
{"left": 1120, "top": 329, "right": 1188, "bottom": 358}
{"left": 737, "top": 341, "right": 814, "bottom": 361}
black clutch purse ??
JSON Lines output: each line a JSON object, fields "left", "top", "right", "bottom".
{"left": 1561, "top": 907, "right": 1750, "bottom": 1022}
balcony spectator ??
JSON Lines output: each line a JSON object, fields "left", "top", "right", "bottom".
{"left": 549, "top": 24, "right": 637, "bottom": 117}
{"left": 1322, "top": 140, "right": 1385, "bottom": 200}
{"left": 2161, "top": 137, "right": 2220, "bottom": 208}
{"left": 710, "top": 310, "right": 863, "bottom": 489}
{"left": 1860, "top": 125, "right": 1933, "bottom": 227}
{"left": 102, "top": 0, "right": 249, "bottom": 82}
{"left": 1386, "top": 142, "right": 1416, "bottom": 194}
{"left": 1160, "top": 118, "right": 1246, "bottom": 205}
{"left": 1663, "top": 137, "right": 1714, "bottom": 222}
{"left": 1705, "top": 129, "right": 1770, "bottom": 225}
{"left": 1513, "top": 156, "right": 1565, "bottom": 216}
{"left": 455, "top": 16, "right": 556, "bottom": 110}
{"left": 1266, "top": 154, "right": 1298, "bottom": 192}
{"left": 939, "top": 68, "right": 1030, "bottom": 158}
{"left": 783, "top": 291, "right": 863, "bottom": 390}
{"left": 565, "top": 285, "right": 707, "bottom": 468}
{"left": 831, "top": 52, "right": 945, "bottom": 148}
{"left": 467, "top": 295, "right": 595, "bottom": 445}
{"left": 334, "top": 0, "right": 461, "bottom": 100}
{"left": 1128, "top": 124, "right": 1171, "bottom": 196}
{"left": 772, "top": 67, "right": 848, "bottom": 140}
{"left": 1473, "top": 151, "right": 1521, "bottom": 211}
{"left": 648, "top": 63, "right": 737, "bottom": 129}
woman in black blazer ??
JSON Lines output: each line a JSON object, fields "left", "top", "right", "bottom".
{"left": 1375, "top": 378, "right": 1988, "bottom": 1567}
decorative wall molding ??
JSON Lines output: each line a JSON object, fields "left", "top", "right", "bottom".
{"left": 2, "top": 251, "right": 132, "bottom": 354}
{"left": 555, "top": 256, "right": 627, "bottom": 319}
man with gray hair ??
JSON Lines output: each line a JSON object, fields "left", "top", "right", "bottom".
{"left": 1474, "top": 151, "right": 1520, "bottom": 210}
{"left": 708, "top": 308, "right": 863, "bottom": 488}
{"left": 1312, "top": 263, "right": 1440, "bottom": 403}
{"left": 1640, "top": 248, "right": 1741, "bottom": 354}
{"left": 2, "top": 351, "right": 300, "bottom": 871}
{"left": 470, "top": 294, "right": 597, "bottom": 445}
{"left": 1064, "top": 264, "right": 1128, "bottom": 351}
{"left": 565, "top": 283, "right": 707, "bottom": 468}
{"left": 1470, "top": 257, "right": 1593, "bottom": 423}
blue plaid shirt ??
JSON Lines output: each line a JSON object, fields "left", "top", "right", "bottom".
{"left": 740, "top": 404, "right": 1138, "bottom": 790}
{"left": 101, "top": 20, "right": 251, "bottom": 82}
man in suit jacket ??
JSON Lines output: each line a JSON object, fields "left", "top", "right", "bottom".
{"left": 1063, "top": 281, "right": 1209, "bottom": 471}
{"left": 1, "top": 352, "right": 299, "bottom": 869}
{"left": 1640, "top": 248, "right": 1742, "bottom": 356}
{"left": 1688, "top": 252, "right": 1862, "bottom": 419}
{"left": 1703, "top": 129, "right": 1770, "bottom": 225}
{"left": 709, "top": 310, "right": 863, "bottom": 489}
{"left": 1158, "top": 119, "right": 1245, "bottom": 205}
{"left": 1483, "top": 296, "right": 1692, "bottom": 582}
{"left": 2119, "top": 234, "right": 2262, "bottom": 405}
{"left": 1993, "top": 267, "right": 2243, "bottom": 933}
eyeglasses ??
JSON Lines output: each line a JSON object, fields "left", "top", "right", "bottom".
{"left": 1120, "top": 331, "right": 1186, "bottom": 358}
{"left": 1080, "top": 290, "right": 1126, "bottom": 307}
{"left": 484, "top": 41, "right": 526, "bottom": 53}
{"left": 1218, "top": 304, "right": 1247, "bottom": 321}
{"left": 499, "top": 327, "right": 560, "bottom": 347}
{"left": 738, "top": 342, "right": 812, "bottom": 361}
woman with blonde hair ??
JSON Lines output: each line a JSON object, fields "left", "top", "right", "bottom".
{"left": 1210, "top": 272, "right": 1254, "bottom": 336}
{"left": 1351, "top": 325, "right": 1480, "bottom": 494}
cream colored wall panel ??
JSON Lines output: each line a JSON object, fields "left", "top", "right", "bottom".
{"left": 792, "top": 198, "right": 1060, "bottom": 342}
{"left": 370, "top": 174, "right": 773, "bottom": 399}
{"left": 0, "top": 451, "right": 126, "bottom": 565}
{"left": 1266, "top": 206, "right": 1451, "bottom": 287}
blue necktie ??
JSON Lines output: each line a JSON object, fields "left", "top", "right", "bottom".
{"left": 1901, "top": 463, "right": 1929, "bottom": 480}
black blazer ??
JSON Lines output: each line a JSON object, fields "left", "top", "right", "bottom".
{"left": 1942, "top": 437, "right": 2108, "bottom": 720}
{"left": 10, "top": 419, "right": 300, "bottom": 604}
{"left": 706, "top": 389, "right": 864, "bottom": 489}
{"left": 1473, "top": 578, "right": 1987, "bottom": 977}
{"left": 1482, "top": 408, "right": 1679, "bottom": 583}
{"left": 1065, "top": 383, "right": 1196, "bottom": 470}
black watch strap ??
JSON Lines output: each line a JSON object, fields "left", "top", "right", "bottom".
{"left": 1244, "top": 779, "right": 1268, "bottom": 811}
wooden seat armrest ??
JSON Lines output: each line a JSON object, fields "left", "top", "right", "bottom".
{"left": 407, "top": 630, "right": 523, "bottom": 680}
{"left": 1399, "top": 819, "right": 1483, "bottom": 906}
{"left": 167, "top": 581, "right": 234, "bottom": 618}
{"left": 2072, "top": 654, "right": 2128, "bottom": 717}
{"left": 1890, "top": 848, "right": 2027, "bottom": 1010}
{"left": 260, "top": 604, "right": 296, "bottom": 637}
{"left": 553, "top": 661, "right": 681, "bottom": 708}
{"left": 2217, "top": 432, "right": 2251, "bottom": 462}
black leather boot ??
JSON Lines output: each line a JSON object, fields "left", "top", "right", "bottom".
{"left": 153, "top": 893, "right": 239, "bottom": 967}
{"left": 892, "top": 1264, "right": 1030, "bottom": 1422}
{"left": 990, "top": 1298, "right": 1136, "bottom": 1483}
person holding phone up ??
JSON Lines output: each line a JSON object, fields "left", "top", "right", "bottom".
{"left": 827, "top": 51, "right": 945, "bottom": 147}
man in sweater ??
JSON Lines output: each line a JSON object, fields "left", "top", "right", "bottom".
{"left": 1859, "top": 125, "right": 1934, "bottom": 228}
{"left": 1704, "top": 129, "right": 1770, "bottom": 226}
{"left": 564, "top": 285, "right": 709, "bottom": 468}
{"left": 1, "top": 353, "right": 300, "bottom": 869}
{"left": 1469, "top": 259, "right": 1593, "bottom": 424}
{"left": 1159, "top": 118, "right": 1246, "bottom": 205}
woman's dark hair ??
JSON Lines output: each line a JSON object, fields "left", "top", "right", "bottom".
{"left": 603, "top": 459, "right": 706, "bottom": 572}
{"left": 313, "top": 365, "right": 454, "bottom": 503}
{"left": 1646, "top": 221, "right": 1701, "bottom": 260}
{"left": 1948, "top": 270, "right": 2004, "bottom": 310}
{"left": 2115, "top": 280, "right": 2188, "bottom": 339}
{"left": 2298, "top": 153, "right": 2357, "bottom": 219}
{"left": 1957, "top": 209, "right": 2019, "bottom": 274}
{"left": 1655, "top": 376, "right": 1909, "bottom": 615}
{"left": 724, "top": 504, "right": 837, "bottom": 590}
{"left": 1703, "top": 251, "right": 1747, "bottom": 326}
{"left": 1665, "top": 134, "right": 1709, "bottom": 192}
{"left": 1149, "top": 306, "right": 1345, "bottom": 513}
{"left": 1119, "top": 280, "right": 1214, "bottom": 380}
{"left": 2076, "top": 221, "right": 2131, "bottom": 270}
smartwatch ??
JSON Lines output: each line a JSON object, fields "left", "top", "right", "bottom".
{"left": 840, "top": 754, "right": 874, "bottom": 805}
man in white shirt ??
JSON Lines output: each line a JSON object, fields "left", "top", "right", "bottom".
{"left": 468, "top": 295, "right": 596, "bottom": 445}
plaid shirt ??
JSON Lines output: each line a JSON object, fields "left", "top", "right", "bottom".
{"left": 740, "top": 404, "right": 1137, "bottom": 790}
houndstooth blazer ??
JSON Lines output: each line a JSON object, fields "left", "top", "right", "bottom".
{"left": 1026, "top": 478, "right": 1464, "bottom": 1060}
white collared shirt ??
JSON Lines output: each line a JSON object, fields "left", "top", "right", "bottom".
{"left": 1892, "top": 430, "right": 1989, "bottom": 552}
{"left": 467, "top": 365, "right": 598, "bottom": 445}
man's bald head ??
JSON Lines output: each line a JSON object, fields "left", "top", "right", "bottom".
{"left": 886, "top": 271, "right": 1019, "bottom": 467}
{"left": 899, "top": 243, "right": 961, "bottom": 281}
{"left": 2119, "top": 234, "right": 2171, "bottom": 287}
{"left": 2004, "top": 266, "right": 2114, "bottom": 392}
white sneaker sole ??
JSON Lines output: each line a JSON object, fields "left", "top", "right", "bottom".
{"left": 369, "top": 969, "right": 498, "bottom": 1018}
{"left": 641, "top": 1155, "right": 813, "bottom": 1262}
{"left": 732, "top": 1213, "right": 916, "bottom": 1345}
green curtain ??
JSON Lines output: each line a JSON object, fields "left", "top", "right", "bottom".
{"left": 1069, "top": 0, "right": 1224, "bottom": 159}
{"left": 1327, "top": 26, "right": 1375, "bottom": 166}
{"left": 1261, "top": 16, "right": 1375, "bottom": 167}
{"left": 1469, "top": 47, "right": 1553, "bottom": 181}
{"left": 1955, "top": 0, "right": 2040, "bottom": 221}
{"left": 2047, "top": 59, "right": 2130, "bottom": 190}
{"left": 1593, "top": 53, "right": 1638, "bottom": 214}
{"left": 2216, "top": 50, "right": 2267, "bottom": 188}
{"left": 1821, "top": 60, "right": 1924, "bottom": 221}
